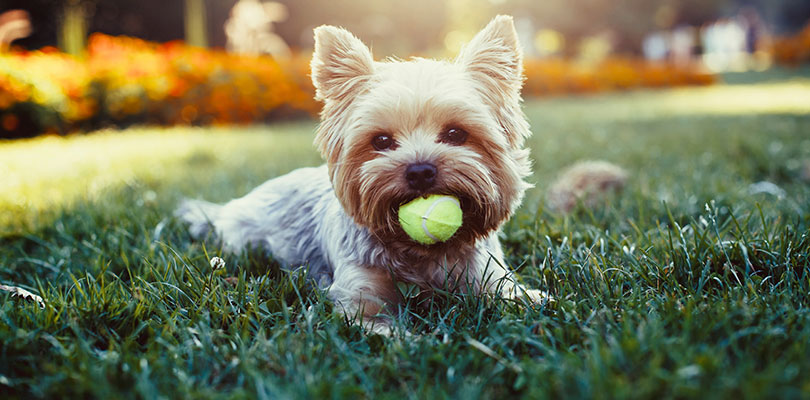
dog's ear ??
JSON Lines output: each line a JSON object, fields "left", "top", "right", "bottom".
{"left": 457, "top": 15, "right": 530, "bottom": 147}
{"left": 311, "top": 25, "right": 374, "bottom": 102}
{"left": 457, "top": 15, "right": 523, "bottom": 98}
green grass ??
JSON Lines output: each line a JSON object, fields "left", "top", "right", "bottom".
{"left": 2, "top": 74, "right": 810, "bottom": 398}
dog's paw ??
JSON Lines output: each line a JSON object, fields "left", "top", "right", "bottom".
{"left": 503, "top": 287, "right": 554, "bottom": 307}
{"left": 361, "top": 318, "right": 402, "bottom": 337}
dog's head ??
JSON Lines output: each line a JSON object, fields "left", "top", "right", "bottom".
{"left": 310, "top": 15, "right": 532, "bottom": 247}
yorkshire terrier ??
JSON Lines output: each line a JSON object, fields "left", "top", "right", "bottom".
{"left": 176, "top": 15, "right": 547, "bottom": 334}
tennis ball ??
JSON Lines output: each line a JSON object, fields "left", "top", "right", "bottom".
{"left": 398, "top": 195, "right": 463, "bottom": 245}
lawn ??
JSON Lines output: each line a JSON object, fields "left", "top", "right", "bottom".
{"left": 2, "top": 71, "right": 810, "bottom": 398}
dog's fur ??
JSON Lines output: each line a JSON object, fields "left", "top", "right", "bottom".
{"left": 176, "top": 15, "right": 546, "bottom": 334}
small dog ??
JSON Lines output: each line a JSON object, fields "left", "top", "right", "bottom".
{"left": 177, "top": 15, "right": 547, "bottom": 334}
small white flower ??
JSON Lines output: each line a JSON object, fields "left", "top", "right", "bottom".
{"left": 209, "top": 256, "right": 226, "bottom": 270}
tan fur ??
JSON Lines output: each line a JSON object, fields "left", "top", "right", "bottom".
{"left": 312, "top": 16, "right": 532, "bottom": 247}
{"left": 547, "top": 160, "right": 628, "bottom": 213}
{"left": 307, "top": 16, "right": 545, "bottom": 330}
{"left": 179, "top": 16, "right": 548, "bottom": 335}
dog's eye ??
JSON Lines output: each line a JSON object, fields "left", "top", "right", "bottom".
{"left": 439, "top": 128, "right": 468, "bottom": 145}
{"left": 371, "top": 134, "right": 396, "bottom": 151}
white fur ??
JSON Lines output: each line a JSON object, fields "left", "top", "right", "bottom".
{"left": 176, "top": 16, "right": 548, "bottom": 334}
{"left": 175, "top": 166, "right": 543, "bottom": 308}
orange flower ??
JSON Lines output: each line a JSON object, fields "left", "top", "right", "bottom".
{"left": 772, "top": 22, "right": 810, "bottom": 66}
{"left": 1, "top": 33, "right": 718, "bottom": 137}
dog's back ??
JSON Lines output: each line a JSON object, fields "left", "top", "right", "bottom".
{"left": 176, "top": 165, "right": 338, "bottom": 286}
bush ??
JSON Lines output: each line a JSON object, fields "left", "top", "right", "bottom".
{"left": 86, "top": 35, "right": 319, "bottom": 126}
{"left": 0, "top": 34, "right": 716, "bottom": 138}
{"left": 0, "top": 34, "right": 319, "bottom": 138}
{"left": 772, "top": 22, "right": 810, "bottom": 66}
{"left": 522, "top": 57, "right": 715, "bottom": 96}
{"left": 0, "top": 48, "right": 94, "bottom": 137}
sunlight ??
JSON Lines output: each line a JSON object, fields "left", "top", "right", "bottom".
{"left": 529, "top": 79, "right": 810, "bottom": 123}
{"left": 4, "top": 77, "right": 807, "bottom": 236}
{"left": 0, "top": 125, "right": 318, "bottom": 234}
{"left": 655, "top": 80, "right": 810, "bottom": 116}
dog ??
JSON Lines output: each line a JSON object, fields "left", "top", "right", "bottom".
{"left": 176, "top": 15, "right": 547, "bottom": 334}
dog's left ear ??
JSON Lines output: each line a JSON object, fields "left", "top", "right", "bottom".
{"left": 457, "top": 15, "right": 530, "bottom": 147}
{"left": 457, "top": 15, "right": 523, "bottom": 97}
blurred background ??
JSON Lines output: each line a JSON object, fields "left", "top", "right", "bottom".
{"left": 1, "top": 0, "right": 810, "bottom": 138}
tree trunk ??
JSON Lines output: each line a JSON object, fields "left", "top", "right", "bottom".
{"left": 185, "top": 0, "right": 208, "bottom": 48}
{"left": 59, "top": 0, "right": 87, "bottom": 56}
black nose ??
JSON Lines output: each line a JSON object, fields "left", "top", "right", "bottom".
{"left": 405, "top": 163, "right": 437, "bottom": 191}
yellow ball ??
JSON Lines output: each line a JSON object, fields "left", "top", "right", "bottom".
{"left": 398, "top": 195, "right": 463, "bottom": 245}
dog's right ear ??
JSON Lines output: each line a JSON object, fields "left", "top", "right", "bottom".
{"left": 311, "top": 26, "right": 374, "bottom": 102}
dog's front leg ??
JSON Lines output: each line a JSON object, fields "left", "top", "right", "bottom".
{"left": 327, "top": 264, "right": 401, "bottom": 335}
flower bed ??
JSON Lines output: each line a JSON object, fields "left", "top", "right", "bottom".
{"left": 0, "top": 48, "right": 94, "bottom": 136}
{"left": 523, "top": 58, "right": 714, "bottom": 96}
{"left": 772, "top": 23, "right": 810, "bottom": 66}
{"left": 1, "top": 34, "right": 319, "bottom": 138}
{"left": 1, "top": 34, "right": 715, "bottom": 138}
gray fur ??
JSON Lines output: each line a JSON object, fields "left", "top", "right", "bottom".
{"left": 176, "top": 16, "right": 549, "bottom": 334}
{"left": 175, "top": 165, "right": 544, "bottom": 322}
{"left": 177, "top": 165, "right": 505, "bottom": 287}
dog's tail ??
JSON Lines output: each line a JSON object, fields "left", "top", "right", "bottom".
{"left": 174, "top": 198, "right": 223, "bottom": 239}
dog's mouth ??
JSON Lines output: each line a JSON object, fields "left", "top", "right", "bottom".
{"left": 385, "top": 192, "right": 481, "bottom": 246}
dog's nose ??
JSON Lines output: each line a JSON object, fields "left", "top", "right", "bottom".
{"left": 405, "top": 163, "right": 437, "bottom": 191}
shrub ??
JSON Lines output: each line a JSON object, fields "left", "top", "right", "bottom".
{"left": 522, "top": 57, "right": 714, "bottom": 97}
{"left": 0, "top": 34, "right": 716, "bottom": 138}
{"left": 0, "top": 34, "right": 319, "bottom": 138}
{"left": 0, "top": 48, "right": 94, "bottom": 137}
{"left": 86, "top": 34, "right": 319, "bottom": 126}
{"left": 772, "top": 23, "right": 810, "bottom": 66}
